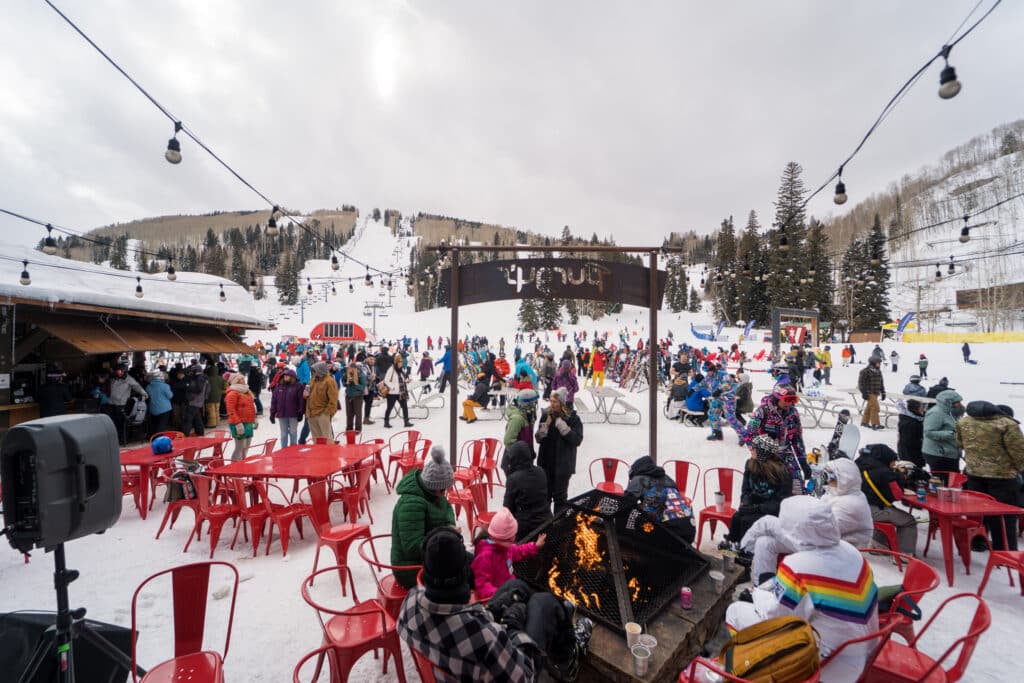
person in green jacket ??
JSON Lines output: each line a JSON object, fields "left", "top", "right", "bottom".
{"left": 922, "top": 389, "right": 964, "bottom": 475}
{"left": 204, "top": 359, "right": 225, "bottom": 428}
{"left": 502, "top": 389, "right": 539, "bottom": 470}
{"left": 391, "top": 446, "right": 456, "bottom": 588}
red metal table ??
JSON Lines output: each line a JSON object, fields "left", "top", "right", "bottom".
{"left": 210, "top": 443, "right": 383, "bottom": 480}
{"left": 119, "top": 436, "right": 231, "bottom": 519}
{"left": 905, "top": 493, "right": 1024, "bottom": 586}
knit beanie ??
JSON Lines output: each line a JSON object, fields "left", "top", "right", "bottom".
{"left": 488, "top": 507, "right": 518, "bottom": 544}
{"left": 515, "top": 388, "right": 539, "bottom": 406}
{"left": 750, "top": 433, "right": 783, "bottom": 462}
{"left": 312, "top": 362, "right": 330, "bottom": 378}
{"left": 909, "top": 375, "right": 921, "bottom": 383}
{"left": 551, "top": 387, "right": 568, "bottom": 406}
{"left": 422, "top": 527, "right": 472, "bottom": 604}
{"left": 420, "top": 446, "right": 454, "bottom": 491}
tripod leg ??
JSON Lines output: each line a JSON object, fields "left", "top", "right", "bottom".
{"left": 78, "top": 624, "right": 146, "bottom": 678}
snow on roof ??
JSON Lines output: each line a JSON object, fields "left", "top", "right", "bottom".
{"left": 0, "top": 243, "right": 271, "bottom": 328}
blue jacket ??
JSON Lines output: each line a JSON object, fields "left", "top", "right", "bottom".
{"left": 435, "top": 349, "right": 452, "bottom": 372}
{"left": 514, "top": 359, "right": 538, "bottom": 385}
{"left": 146, "top": 378, "right": 173, "bottom": 416}
{"left": 685, "top": 381, "right": 710, "bottom": 412}
{"left": 296, "top": 359, "right": 311, "bottom": 385}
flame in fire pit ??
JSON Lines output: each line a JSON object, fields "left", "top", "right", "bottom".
{"left": 548, "top": 516, "right": 605, "bottom": 610}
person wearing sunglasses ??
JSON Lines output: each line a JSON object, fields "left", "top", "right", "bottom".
{"left": 741, "top": 385, "right": 809, "bottom": 481}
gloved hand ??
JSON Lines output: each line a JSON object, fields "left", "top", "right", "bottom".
{"left": 488, "top": 578, "right": 532, "bottom": 622}
{"left": 554, "top": 417, "right": 570, "bottom": 436}
{"left": 269, "top": 415, "right": 276, "bottom": 424}
{"left": 500, "top": 602, "right": 527, "bottom": 633}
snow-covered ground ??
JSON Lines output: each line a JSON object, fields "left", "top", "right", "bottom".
{"left": 2, "top": 218, "right": 1021, "bottom": 681}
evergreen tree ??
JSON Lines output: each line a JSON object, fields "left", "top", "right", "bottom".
{"left": 765, "top": 162, "right": 808, "bottom": 310}
{"left": 537, "top": 267, "right": 562, "bottom": 328}
{"left": 230, "top": 247, "right": 247, "bottom": 288}
{"left": 109, "top": 235, "right": 129, "bottom": 270}
{"left": 803, "top": 218, "right": 835, "bottom": 320}
{"left": 860, "top": 213, "right": 892, "bottom": 327}
{"left": 517, "top": 299, "right": 540, "bottom": 331}
{"left": 276, "top": 253, "right": 299, "bottom": 305}
{"left": 204, "top": 245, "right": 226, "bottom": 277}
{"left": 665, "top": 257, "right": 687, "bottom": 313}
{"left": 712, "top": 216, "right": 738, "bottom": 322}
{"left": 737, "top": 210, "right": 769, "bottom": 325}
{"left": 565, "top": 298, "right": 580, "bottom": 324}
{"left": 688, "top": 286, "right": 702, "bottom": 313}
{"left": 839, "top": 236, "right": 870, "bottom": 329}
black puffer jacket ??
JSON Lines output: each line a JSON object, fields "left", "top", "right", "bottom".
{"left": 502, "top": 441, "right": 551, "bottom": 541}
{"left": 856, "top": 444, "right": 905, "bottom": 508}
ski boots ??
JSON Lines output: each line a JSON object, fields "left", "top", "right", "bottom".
{"left": 706, "top": 430, "right": 724, "bottom": 441}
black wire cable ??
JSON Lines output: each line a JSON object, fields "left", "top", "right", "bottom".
{"left": 41, "top": 0, "right": 402, "bottom": 278}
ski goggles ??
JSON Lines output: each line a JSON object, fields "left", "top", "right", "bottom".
{"left": 777, "top": 393, "right": 799, "bottom": 407}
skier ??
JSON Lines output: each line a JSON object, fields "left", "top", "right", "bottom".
{"left": 961, "top": 341, "right": 971, "bottom": 363}
{"left": 889, "top": 350, "right": 899, "bottom": 374}
{"left": 916, "top": 353, "right": 929, "bottom": 379}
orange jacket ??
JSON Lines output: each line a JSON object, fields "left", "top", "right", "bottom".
{"left": 494, "top": 358, "right": 511, "bottom": 378}
{"left": 225, "top": 386, "right": 257, "bottom": 424}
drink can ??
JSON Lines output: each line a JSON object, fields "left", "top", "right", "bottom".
{"left": 928, "top": 478, "right": 940, "bottom": 495}
{"left": 680, "top": 586, "right": 693, "bottom": 609}
{"left": 916, "top": 487, "right": 927, "bottom": 503}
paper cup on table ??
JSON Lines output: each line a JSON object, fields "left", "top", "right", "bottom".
{"left": 638, "top": 634, "right": 658, "bottom": 651}
{"left": 938, "top": 487, "right": 952, "bottom": 502}
{"left": 949, "top": 488, "right": 961, "bottom": 503}
{"left": 631, "top": 645, "right": 652, "bottom": 677}
{"left": 722, "top": 554, "right": 735, "bottom": 572}
{"left": 714, "top": 491, "right": 726, "bottom": 512}
{"left": 625, "top": 621, "right": 642, "bottom": 648}
{"left": 708, "top": 570, "right": 725, "bottom": 593}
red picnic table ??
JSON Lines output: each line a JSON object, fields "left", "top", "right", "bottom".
{"left": 905, "top": 492, "right": 1024, "bottom": 586}
{"left": 210, "top": 443, "right": 383, "bottom": 480}
{"left": 119, "top": 435, "right": 231, "bottom": 519}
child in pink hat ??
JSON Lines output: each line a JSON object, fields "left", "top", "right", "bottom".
{"left": 471, "top": 507, "right": 546, "bottom": 600}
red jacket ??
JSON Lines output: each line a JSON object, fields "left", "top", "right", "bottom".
{"left": 591, "top": 352, "right": 606, "bottom": 372}
{"left": 225, "top": 385, "right": 257, "bottom": 424}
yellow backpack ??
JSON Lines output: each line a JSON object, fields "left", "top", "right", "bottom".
{"left": 718, "top": 616, "right": 820, "bottom": 683}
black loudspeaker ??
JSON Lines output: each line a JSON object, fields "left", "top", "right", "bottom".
{"left": 0, "top": 612, "right": 133, "bottom": 683}
{"left": 1, "top": 414, "right": 121, "bottom": 553}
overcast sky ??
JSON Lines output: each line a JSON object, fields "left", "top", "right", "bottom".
{"left": 1, "top": 1, "right": 1022, "bottom": 253}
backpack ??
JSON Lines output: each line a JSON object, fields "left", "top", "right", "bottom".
{"left": 718, "top": 616, "right": 820, "bottom": 683}
{"left": 640, "top": 481, "right": 692, "bottom": 523}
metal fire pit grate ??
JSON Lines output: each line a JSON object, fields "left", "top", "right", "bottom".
{"left": 514, "top": 490, "right": 709, "bottom": 633}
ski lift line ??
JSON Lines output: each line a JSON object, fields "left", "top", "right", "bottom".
{"left": 42, "top": 0, "right": 404, "bottom": 279}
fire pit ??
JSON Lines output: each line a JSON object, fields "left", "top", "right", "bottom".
{"left": 514, "top": 490, "right": 709, "bottom": 634}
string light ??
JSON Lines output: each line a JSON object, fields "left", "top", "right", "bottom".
{"left": 43, "top": 224, "right": 58, "bottom": 255}
{"left": 948, "top": 256, "right": 956, "bottom": 274}
{"left": 249, "top": 271, "right": 258, "bottom": 293}
{"left": 870, "top": 253, "right": 882, "bottom": 267}
{"left": 959, "top": 215, "right": 971, "bottom": 243}
{"left": 365, "top": 267, "right": 373, "bottom": 287}
{"left": 306, "top": 277, "right": 313, "bottom": 295}
{"left": 742, "top": 260, "right": 751, "bottom": 277}
{"left": 808, "top": 265, "right": 816, "bottom": 277}
{"left": 330, "top": 253, "right": 340, "bottom": 271}
{"left": 934, "top": 263, "right": 942, "bottom": 281}
{"left": 348, "top": 278, "right": 354, "bottom": 293}
{"left": 166, "top": 257, "right": 176, "bottom": 281}
{"left": 387, "top": 278, "right": 393, "bottom": 291}
{"left": 135, "top": 275, "right": 143, "bottom": 298}
{"left": 266, "top": 215, "right": 279, "bottom": 237}
{"left": 20, "top": 260, "right": 31, "bottom": 286}
{"left": 219, "top": 284, "right": 226, "bottom": 302}
{"left": 833, "top": 167, "right": 847, "bottom": 205}
{"left": 164, "top": 122, "right": 182, "bottom": 164}
{"left": 331, "top": 281, "right": 337, "bottom": 296}
{"left": 938, "top": 45, "right": 961, "bottom": 99}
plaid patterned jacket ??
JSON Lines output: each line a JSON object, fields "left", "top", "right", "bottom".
{"left": 398, "top": 588, "right": 541, "bottom": 682}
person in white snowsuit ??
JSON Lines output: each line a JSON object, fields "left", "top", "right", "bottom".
{"left": 727, "top": 496, "right": 879, "bottom": 683}
{"left": 741, "top": 458, "right": 874, "bottom": 584}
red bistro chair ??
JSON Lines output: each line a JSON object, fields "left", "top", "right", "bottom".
{"left": 245, "top": 437, "right": 277, "bottom": 459}
{"left": 293, "top": 645, "right": 338, "bottom": 683}
{"left": 448, "top": 473, "right": 477, "bottom": 535}
{"left": 395, "top": 439, "right": 434, "bottom": 482}
{"left": 298, "top": 480, "right": 372, "bottom": 595}
{"left": 255, "top": 481, "right": 310, "bottom": 557}
{"left": 866, "top": 593, "right": 991, "bottom": 683}
{"left": 357, "top": 534, "right": 421, "bottom": 620}
{"left": 860, "top": 548, "right": 940, "bottom": 643}
{"left": 978, "top": 550, "right": 1024, "bottom": 596}
{"left": 931, "top": 470, "right": 968, "bottom": 489}
{"left": 329, "top": 463, "right": 376, "bottom": 525}
{"left": 477, "top": 436, "right": 505, "bottom": 492}
{"left": 588, "top": 457, "right": 629, "bottom": 495}
{"left": 130, "top": 561, "right": 239, "bottom": 683}
{"left": 182, "top": 475, "right": 241, "bottom": 558}
{"left": 301, "top": 565, "right": 407, "bottom": 683}
{"left": 469, "top": 482, "right": 506, "bottom": 536}
{"left": 313, "top": 436, "right": 331, "bottom": 445}
{"left": 228, "top": 478, "right": 266, "bottom": 557}
{"left": 338, "top": 429, "right": 361, "bottom": 445}
{"left": 385, "top": 429, "right": 423, "bottom": 485}
{"left": 454, "top": 439, "right": 485, "bottom": 488}
{"left": 361, "top": 437, "right": 390, "bottom": 492}
{"left": 872, "top": 522, "right": 904, "bottom": 570}
{"left": 153, "top": 449, "right": 200, "bottom": 534}
{"left": 662, "top": 459, "right": 701, "bottom": 502}
{"left": 695, "top": 467, "right": 743, "bottom": 550}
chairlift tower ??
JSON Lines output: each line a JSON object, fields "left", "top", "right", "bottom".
{"left": 363, "top": 300, "right": 391, "bottom": 339}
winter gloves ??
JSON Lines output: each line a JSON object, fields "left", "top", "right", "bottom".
{"left": 554, "top": 417, "right": 571, "bottom": 436}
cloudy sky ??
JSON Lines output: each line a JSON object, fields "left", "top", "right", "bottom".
{"left": 1, "top": 1, "right": 1021, "bottom": 251}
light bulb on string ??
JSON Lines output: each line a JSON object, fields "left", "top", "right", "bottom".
{"left": 959, "top": 216, "right": 971, "bottom": 243}
{"left": 43, "top": 224, "right": 58, "bottom": 255}
{"left": 742, "top": 261, "right": 751, "bottom": 277}
{"left": 266, "top": 206, "right": 281, "bottom": 237}
{"left": 331, "top": 254, "right": 340, "bottom": 271}
{"left": 166, "top": 257, "right": 176, "bottom": 281}
{"left": 306, "top": 277, "right": 313, "bottom": 295}
{"left": 365, "top": 267, "right": 373, "bottom": 287}
{"left": 938, "top": 45, "right": 961, "bottom": 99}
{"left": 948, "top": 256, "right": 955, "bottom": 275}
{"left": 20, "top": 260, "right": 31, "bottom": 285}
{"left": 249, "top": 271, "right": 258, "bottom": 293}
{"left": 387, "top": 278, "right": 393, "bottom": 291}
{"left": 833, "top": 167, "right": 847, "bottom": 205}
{"left": 870, "top": 254, "right": 881, "bottom": 267}
{"left": 779, "top": 232, "right": 789, "bottom": 252}
{"left": 331, "top": 281, "right": 337, "bottom": 296}
{"left": 135, "top": 276, "right": 144, "bottom": 298}
{"left": 165, "top": 121, "right": 183, "bottom": 164}
{"left": 934, "top": 264, "right": 942, "bottom": 281}
{"left": 219, "top": 284, "right": 226, "bottom": 302}
{"left": 348, "top": 278, "right": 354, "bottom": 293}
{"left": 700, "top": 277, "right": 705, "bottom": 287}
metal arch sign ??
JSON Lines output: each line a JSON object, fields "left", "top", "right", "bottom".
{"left": 442, "top": 258, "right": 666, "bottom": 307}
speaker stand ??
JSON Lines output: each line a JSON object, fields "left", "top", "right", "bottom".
{"left": 18, "top": 544, "right": 145, "bottom": 683}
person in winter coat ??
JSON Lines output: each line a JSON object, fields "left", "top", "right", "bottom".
{"left": 391, "top": 447, "right": 456, "bottom": 588}
{"left": 434, "top": 346, "right": 452, "bottom": 393}
{"left": 922, "top": 389, "right": 964, "bottom": 474}
{"left": 535, "top": 388, "right": 583, "bottom": 512}
{"left": 247, "top": 364, "right": 265, "bottom": 415}
{"left": 269, "top": 367, "right": 305, "bottom": 447}
{"left": 840, "top": 346, "right": 851, "bottom": 367}
{"left": 203, "top": 361, "right": 225, "bottom": 428}
{"left": 622, "top": 455, "right": 695, "bottom": 543}
{"left": 305, "top": 362, "right": 338, "bottom": 440}
{"left": 361, "top": 354, "right": 378, "bottom": 425}
{"left": 502, "top": 440, "right": 551, "bottom": 541}
{"left": 856, "top": 444, "right": 918, "bottom": 556}
{"left": 916, "top": 354, "right": 929, "bottom": 379}
{"left": 417, "top": 351, "right": 433, "bottom": 388}
{"left": 721, "top": 434, "right": 791, "bottom": 550}
{"left": 494, "top": 352, "right": 513, "bottom": 405}
{"left": 503, "top": 389, "right": 539, "bottom": 461}
{"left": 471, "top": 507, "right": 545, "bottom": 600}
{"left": 819, "top": 346, "right": 833, "bottom": 385}
{"left": 461, "top": 373, "right": 492, "bottom": 423}
{"left": 383, "top": 360, "right": 413, "bottom": 429}
{"left": 342, "top": 360, "right": 366, "bottom": 432}
{"left": 225, "top": 373, "right": 257, "bottom": 460}
{"left": 182, "top": 365, "right": 208, "bottom": 437}
{"left": 726, "top": 496, "right": 879, "bottom": 683}
{"left": 958, "top": 402, "right": 1024, "bottom": 550}
{"left": 734, "top": 373, "right": 754, "bottom": 421}
{"left": 889, "top": 350, "right": 899, "bottom": 374}
{"left": 588, "top": 348, "right": 607, "bottom": 387}
{"left": 666, "top": 376, "right": 689, "bottom": 420}
{"left": 169, "top": 366, "right": 189, "bottom": 431}
{"left": 857, "top": 356, "right": 886, "bottom": 430}
{"left": 294, "top": 354, "right": 312, "bottom": 386}
{"left": 962, "top": 341, "right": 971, "bottom": 363}
{"left": 145, "top": 370, "right": 174, "bottom": 436}
{"left": 514, "top": 356, "right": 538, "bottom": 388}
{"left": 926, "top": 376, "right": 953, "bottom": 399}
{"left": 37, "top": 372, "right": 73, "bottom": 419}
{"left": 684, "top": 373, "right": 711, "bottom": 426}
{"left": 742, "top": 385, "right": 807, "bottom": 480}
{"left": 550, "top": 359, "right": 579, "bottom": 407}
{"left": 742, "top": 458, "right": 873, "bottom": 585}
{"left": 897, "top": 400, "right": 928, "bottom": 469}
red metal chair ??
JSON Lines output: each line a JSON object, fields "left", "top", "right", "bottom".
{"left": 384, "top": 429, "right": 423, "bottom": 485}
{"left": 411, "top": 648, "right": 441, "bottom": 683}
{"left": 130, "top": 561, "right": 239, "bottom": 683}
{"left": 662, "top": 459, "right": 701, "bottom": 502}
{"left": 182, "top": 474, "right": 242, "bottom": 558}
{"left": 454, "top": 439, "right": 485, "bottom": 488}
{"left": 301, "top": 565, "right": 407, "bottom": 683}
{"left": 860, "top": 548, "right": 940, "bottom": 642}
{"left": 228, "top": 478, "right": 267, "bottom": 557}
{"left": 448, "top": 474, "right": 477, "bottom": 534}
{"left": 588, "top": 457, "right": 629, "bottom": 495}
{"left": 293, "top": 645, "right": 338, "bottom": 682}
{"left": 395, "top": 438, "right": 433, "bottom": 482}
{"left": 313, "top": 436, "right": 331, "bottom": 445}
{"left": 245, "top": 437, "right": 277, "bottom": 458}
{"left": 977, "top": 550, "right": 1024, "bottom": 596}
{"left": 122, "top": 467, "right": 143, "bottom": 514}
{"left": 154, "top": 449, "right": 201, "bottom": 535}
{"left": 866, "top": 592, "right": 991, "bottom": 682}
{"left": 932, "top": 470, "right": 968, "bottom": 488}
{"left": 298, "top": 480, "right": 373, "bottom": 595}
{"left": 470, "top": 482, "right": 506, "bottom": 536}
{"left": 329, "top": 463, "right": 376, "bottom": 525}
{"left": 357, "top": 534, "right": 421, "bottom": 620}
{"left": 695, "top": 467, "right": 743, "bottom": 550}
{"left": 477, "top": 436, "right": 505, "bottom": 492}
{"left": 872, "top": 522, "right": 904, "bottom": 570}
{"left": 255, "top": 480, "right": 311, "bottom": 557}
{"left": 337, "top": 429, "right": 361, "bottom": 445}
{"left": 361, "top": 437, "right": 390, "bottom": 492}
